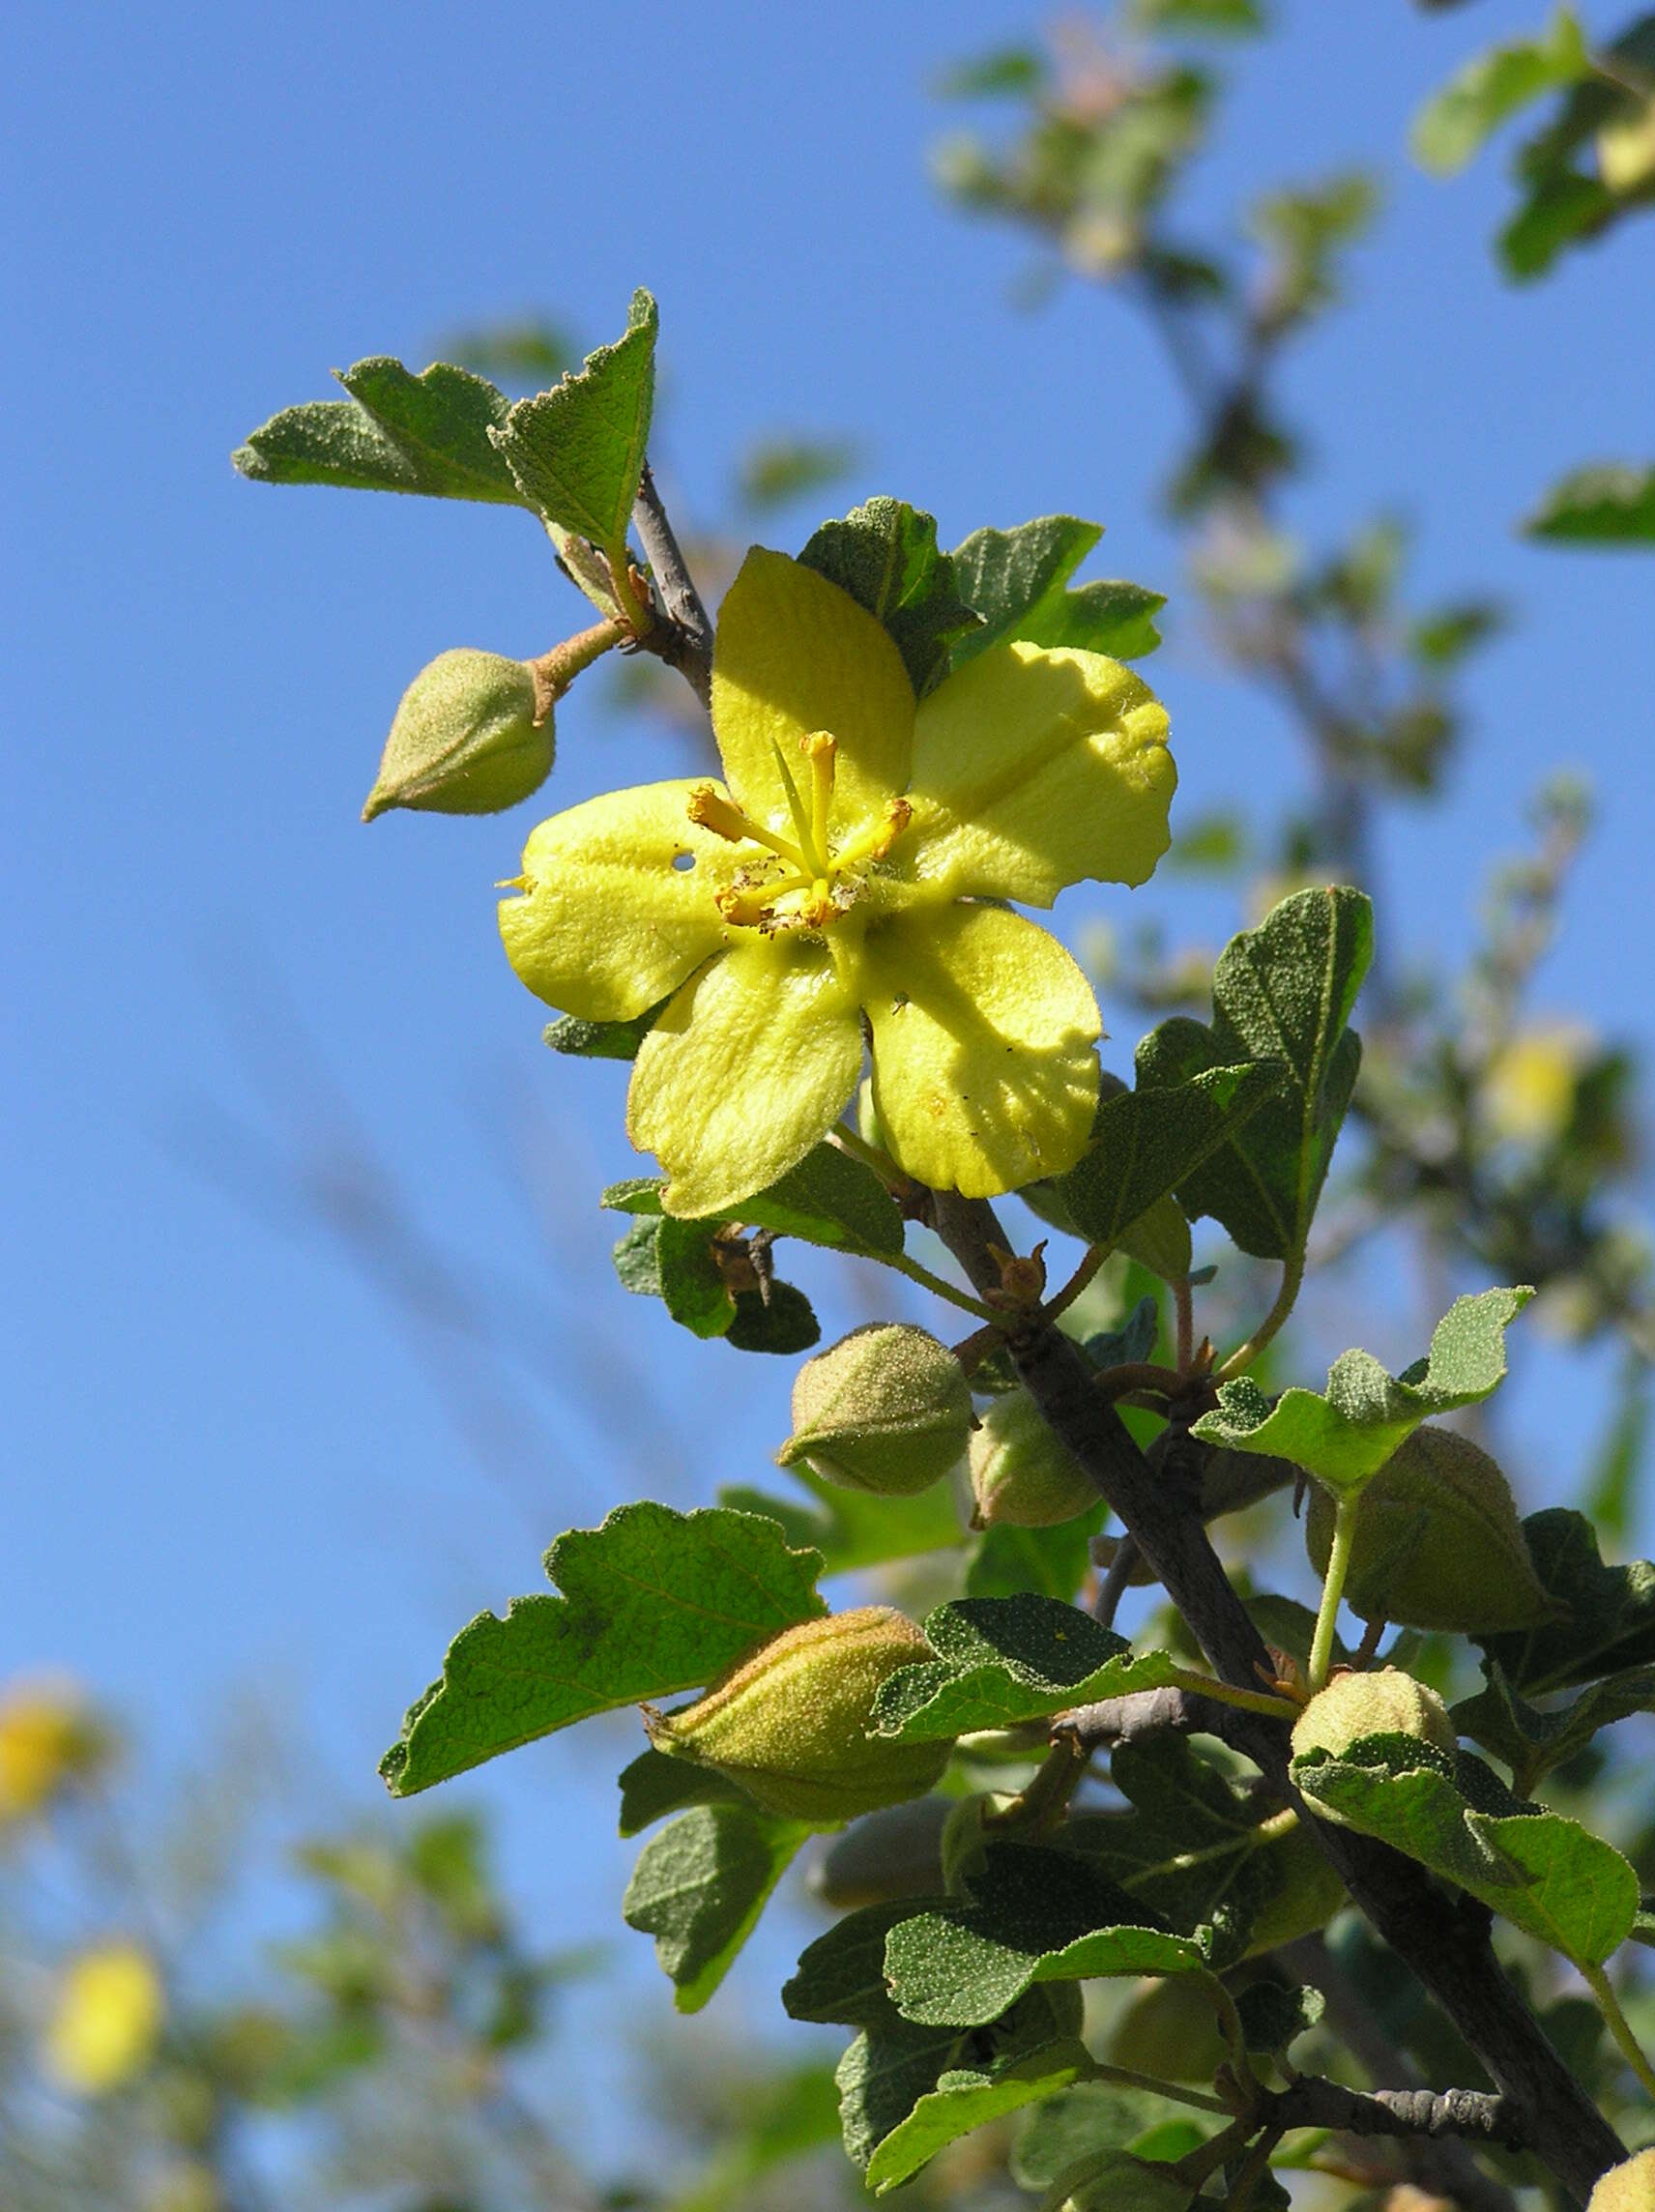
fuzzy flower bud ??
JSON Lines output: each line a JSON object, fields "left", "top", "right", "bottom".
{"left": 645, "top": 1606, "right": 952, "bottom": 1824}
{"left": 1588, "top": 2148, "right": 1655, "bottom": 2212}
{"left": 1292, "top": 1668, "right": 1458, "bottom": 1819}
{"left": 777, "top": 1324, "right": 973, "bottom": 1497}
{"left": 969, "top": 1387, "right": 1097, "bottom": 1528}
{"left": 363, "top": 649, "right": 550, "bottom": 821}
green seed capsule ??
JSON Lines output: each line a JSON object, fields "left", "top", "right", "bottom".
{"left": 645, "top": 1607, "right": 952, "bottom": 1824}
{"left": 969, "top": 1387, "right": 1096, "bottom": 1528}
{"left": 1292, "top": 1668, "right": 1458, "bottom": 1820}
{"left": 777, "top": 1324, "right": 972, "bottom": 1497}
{"left": 363, "top": 649, "right": 550, "bottom": 821}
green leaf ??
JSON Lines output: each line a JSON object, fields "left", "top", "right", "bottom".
{"left": 872, "top": 1595, "right": 1188, "bottom": 1742}
{"left": 726, "top": 1282, "right": 820, "bottom": 1354}
{"left": 544, "top": 1004, "right": 660, "bottom": 1060}
{"left": 1453, "top": 1660, "right": 1655, "bottom": 1793}
{"left": 234, "top": 358, "right": 526, "bottom": 505}
{"left": 718, "top": 1466, "right": 966, "bottom": 1579}
{"left": 737, "top": 436, "right": 860, "bottom": 512}
{"left": 1292, "top": 1735, "right": 1638, "bottom": 1969}
{"left": 1499, "top": 168, "right": 1617, "bottom": 279}
{"left": 1132, "top": 0, "right": 1265, "bottom": 31}
{"left": 949, "top": 515, "right": 1165, "bottom": 668}
{"left": 1011, "top": 2082, "right": 1205, "bottom": 2188}
{"left": 1055, "top": 1062, "right": 1287, "bottom": 1250}
{"left": 1136, "top": 887, "right": 1372, "bottom": 1261}
{"left": 623, "top": 1801, "right": 812, "bottom": 2011}
{"left": 1410, "top": 12, "right": 1588, "bottom": 175}
{"left": 1192, "top": 1286, "right": 1533, "bottom": 1499}
{"left": 884, "top": 1841, "right": 1206, "bottom": 2026}
{"left": 617, "top": 1748, "right": 748, "bottom": 1838}
{"left": 966, "top": 1507, "right": 1107, "bottom": 1605}
{"left": 1235, "top": 1980, "right": 1324, "bottom": 2057}
{"left": 489, "top": 289, "right": 658, "bottom": 556}
{"left": 1525, "top": 464, "right": 1655, "bottom": 545}
{"left": 798, "top": 497, "right": 982, "bottom": 696}
{"left": 1480, "top": 1508, "right": 1655, "bottom": 1693}
{"left": 602, "top": 1141, "right": 905, "bottom": 1259}
{"left": 380, "top": 1502, "right": 825, "bottom": 1794}
{"left": 611, "top": 1215, "right": 735, "bottom": 1338}
{"left": 864, "top": 2040, "right": 1094, "bottom": 2194}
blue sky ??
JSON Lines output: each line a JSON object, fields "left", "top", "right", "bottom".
{"left": 5, "top": 0, "right": 1652, "bottom": 2160}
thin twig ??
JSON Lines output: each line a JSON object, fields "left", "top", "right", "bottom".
{"left": 631, "top": 461, "right": 713, "bottom": 708}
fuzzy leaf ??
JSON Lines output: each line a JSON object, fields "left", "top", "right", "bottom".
{"left": 798, "top": 497, "right": 982, "bottom": 696}
{"left": 718, "top": 1467, "right": 966, "bottom": 1579}
{"left": 1192, "top": 1286, "right": 1532, "bottom": 1499}
{"left": 610, "top": 1214, "right": 820, "bottom": 1350}
{"left": 726, "top": 1282, "right": 821, "bottom": 1353}
{"left": 234, "top": 358, "right": 525, "bottom": 505}
{"left": 872, "top": 1595, "right": 1187, "bottom": 1742}
{"left": 949, "top": 515, "right": 1165, "bottom": 667}
{"left": 616, "top": 1748, "right": 748, "bottom": 1838}
{"left": 1292, "top": 1736, "right": 1638, "bottom": 1968}
{"left": 624, "top": 1801, "right": 812, "bottom": 2011}
{"left": 884, "top": 1841, "right": 1205, "bottom": 2026}
{"left": 544, "top": 1005, "right": 660, "bottom": 1060}
{"left": 1055, "top": 1062, "right": 1287, "bottom": 1249}
{"left": 602, "top": 1141, "right": 905, "bottom": 1259}
{"left": 1480, "top": 1509, "right": 1655, "bottom": 1693}
{"left": 1525, "top": 463, "right": 1655, "bottom": 545}
{"left": 1011, "top": 2082, "right": 1202, "bottom": 2188}
{"left": 966, "top": 1508, "right": 1107, "bottom": 1605}
{"left": 1453, "top": 1660, "right": 1655, "bottom": 1792}
{"left": 380, "top": 1503, "right": 825, "bottom": 1794}
{"left": 864, "top": 2040, "right": 1093, "bottom": 2193}
{"left": 490, "top": 290, "right": 658, "bottom": 555}
{"left": 1136, "top": 888, "right": 1372, "bottom": 1261}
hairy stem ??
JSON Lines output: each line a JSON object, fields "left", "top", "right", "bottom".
{"left": 1308, "top": 1495, "right": 1358, "bottom": 1693}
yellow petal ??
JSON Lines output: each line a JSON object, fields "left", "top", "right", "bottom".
{"left": 863, "top": 902, "right": 1101, "bottom": 1195}
{"left": 627, "top": 937, "right": 863, "bottom": 1215}
{"left": 908, "top": 643, "right": 1175, "bottom": 906}
{"left": 45, "top": 1943, "right": 164, "bottom": 2096}
{"left": 499, "top": 781, "right": 739, "bottom": 1022}
{"left": 711, "top": 548, "right": 915, "bottom": 835}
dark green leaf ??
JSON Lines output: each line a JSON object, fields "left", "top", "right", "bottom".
{"left": 1453, "top": 1660, "right": 1655, "bottom": 1794}
{"left": 380, "top": 1502, "right": 825, "bottom": 1794}
{"left": 1292, "top": 1736, "right": 1638, "bottom": 1967}
{"left": 1084, "top": 1295, "right": 1163, "bottom": 1372}
{"left": 617, "top": 1748, "right": 748, "bottom": 1838}
{"left": 727, "top": 1283, "right": 820, "bottom": 1353}
{"left": 234, "top": 358, "right": 524, "bottom": 505}
{"left": 490, "top": 289, "right": 658, "bottom": 555}
{"left": 1136, "top": 887, "right": 1372, "bottom": 1261}
{"left": 610, "top": 1215, "right": 736, "bottom": 1339}
{"left": 798, "top": 497, "right": 982, "bottom": 696}
{"left": 543, "top": 1004, "right": 660, "bottom": 1060}
{"left": 966, "top": 1510, "right": 1106, "bottom": 1604}
{"left": 1192, "top": 1286, "right": 1533, "bottom": 1499}
{"left": 786, "top": 1900, "right": 925, "bottom": 2028}
{"left": 1480, "top": 1509, "right": 1655, "bottom": 1693}
{"left": 884, "top": 1841, "right": 1205, "bottom": 2026}
{"left": 949, "top": 515, "right": 1165, "bottom": 668}
{"left": 1235, "top": 1980, "right": 1324, "bottom": 2056}
{"left": 719, "top": 1466, "right": 966, "bottom": 1579}
{"left": 1525, "top": 464, "right": 1655, "bottom": 545}
{"left": 1500, "top": 169, "right": 1618, "bottom": 279}
{"left": 1011, "top": 2082, "right": 1201, "bottom": 2188}
{"left": 873, "top": 1595, "right": 1188, "bottom": 1742}
{"left": 864, "top": 2039, "right": 1094, "bottom": 2194}
{"left": 624, "top": 1801, "right": 812, "bottom": 2011}
{"left": 1055, "top": 1062, "right": 1287, "bottom": 1250}
{"left": 602, "top": 1140, "right": 904, "bottom": 1259}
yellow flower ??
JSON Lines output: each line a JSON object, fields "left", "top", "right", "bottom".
{"left": 44, "top": 1942, "right": 164, "bottom": 2094}
{"left": 501, "top": 548, "right": 1175, "bottom": 1214}
{"left": 0, "top": 1676, "right": 103, "bottom": 1822}
{"left": 1483, "top": 1024, "right": 1592, "bottom": 1148}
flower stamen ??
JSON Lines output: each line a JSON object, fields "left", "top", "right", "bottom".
{"left": 835, "top": 795, "right": 915, "bottom": 871}
{"left": 688, "top": 782, "right": 808, "bottom": 870}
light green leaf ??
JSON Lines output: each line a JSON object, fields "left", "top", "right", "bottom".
{"left": 1410, "top": 11, "right": 1588, "bottom": 176}
{"left": 1480, "top": 1508, "right": 1655, "bottom": 1693}
{"left": 624, "top": 1801, "right": 812, "bottom": 2011}
{"left": 380, "top": 1503, "right": 825, "bottom": 1794}
{"left": 1131, "top": 0, "right": 1265, "bottom": 32}
{"left": 949, "top": 514, "right": 1166, "bottom": 667}
{"left": 602, "top": 1141, "right": 905, "bottom": 1259}
{"left": 1054, "top": 1062, "right": 1287, "bottom": 1250}
{"left": 234, "top": 357, "right": 525, "bottom": 504}
{"left": 1192, "top": 1286, "right": 1533, "bottom": 1499}
{"left": 1011, "top": 2082, "right": 1207, "bottom": 2189}
{"left": 1136, "top": 887, "right": 1372, "bottom": 1262}
{"left": 872, "top": 1595, "right": 1186, "bottom": 1742}
{"left": 544, "top": 1004, "right": 661, "bottom": 1060}
{"left": 490, "top": 289, "right": 658, "bottom": 556}
{"left": 718, "top": 1466, "right": 966, "bottom": 1580}
{"left": 864, "top": 2040, "right": 1093, "bottom": 2194}
{"left": 1292, "top": 1736, "right": 1638, "bottom": 1969}
{"left": 884, "top": 1841, "right": 1206, "bottom": 2026}
{"left": 798, "top": 497, "right": 982, "bottom": 696}
{"left": 1525, "top": 463, "right": 1655, "bottom": 545}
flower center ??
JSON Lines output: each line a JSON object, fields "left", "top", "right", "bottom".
{"left": 687, "top": 733, "right": 913, "bottom": 933}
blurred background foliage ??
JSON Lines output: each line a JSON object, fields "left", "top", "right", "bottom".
{"left": 10, "top": 2, "right": 1654, "bottom": 2204}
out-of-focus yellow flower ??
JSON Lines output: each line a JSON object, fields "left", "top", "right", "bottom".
{"left": 1483, "top": 1024, "right": 1592, "bottom": 1149}
{"left": 0, "top": 1676, "right": 104, "bottom": 1821}
{"left": 44, "top": 1941, "right": 164, "bottom": 2094}
{"left": 501, "top": 548, "right": 1175, "bottom": 1214}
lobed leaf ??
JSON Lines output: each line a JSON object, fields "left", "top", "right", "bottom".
{"left": 624, "top": 1801, "right": 813, "bottom": 2011}
{"left": 1454, "top": 1659, "right": 1655, "bottom": 1793}
{"left": 798, "top": 497, "right": 982, "bottom": 696}
{"left": 489, "top": 289, "right": 658, "bottom": 555}
{"left": 1192, "top": 1286, "right": 1533, "bottom": 1499}
{"left": 1054, "top": 1061, "right": 1288, "bottom": 1250}
{"left": 380, "top": 1503, "right": 825, "bottom": 1794}
{"left": 234, "top": 357, "right": 525, "bottom": 504}
{"left": 949, "top": 514, "right": 1165, "bottom": 668}
{"left": 1136, "top": 887, "right": 1372, "bottom": 1261}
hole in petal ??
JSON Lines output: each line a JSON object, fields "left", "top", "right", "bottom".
{"left": 672, "top": 851, "right": 696, "bottom": 872}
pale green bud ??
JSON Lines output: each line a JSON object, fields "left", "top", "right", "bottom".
{"left": 969, "top": 1388, "right": 1096, "bottom": 1528}
{"left": 1304, "top": 1427, "right": 1553, "bottom": 1634}
{"left": 645, "top": 1607, "right": 952, "bottom": 1824}
{"left": 778, "top": 1324, "right": 972, "bottom": 1497}
{"left": 1292, "top": 1667, "right": 1459, "bottom": 1801}
{"left": 363, "top": 649, "right": 550, "bottom": 821}
{"left": 1588, "top": 2148, "right": 1655, "bottom": 2212}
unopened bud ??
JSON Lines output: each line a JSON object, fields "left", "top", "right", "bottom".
{"left": 778, "top": 1324, "right": 972, "bottom": 1497}
{"left": 1292, "top": 1667, "right": 1458, "bottom": 1817}
{"left": 969, "top": 1388, "right": 1096, "bottom": 1528}
{"left": 1107, "top": 1976, "right": 1229, "bottom": 2084}
{"left": 645, "top": 1606, "right": 952, "bottom": 1824}
{"left": 363, "top": 649, "right": 549, "bottom": 821}
{"left": 1588, "top": 2148, "right": 1655, "bottom": 2212}
{"left": 1304, "top": 1427, "right": 1552, "bottom": 1634}
{"left": 808, "top": 1795, "right": 950, "bottom": 1908}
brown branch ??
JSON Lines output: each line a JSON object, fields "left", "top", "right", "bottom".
{"left": 927, "top": 1187, "right": 1626, "bottom": 2205}
{"left": 631, "top": 461, "right": 712, "bottom": 708}
{"left": 1266, "top": 2078, "right": 1525, "bottom": 2151}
